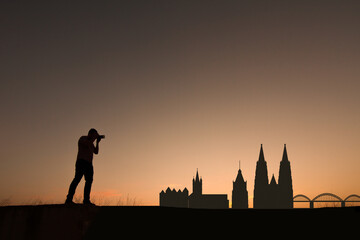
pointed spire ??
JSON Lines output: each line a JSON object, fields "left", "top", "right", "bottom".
{"left": 282, "top": 144, "right": 289, "bottom": 162}
{"left": 195, "top": 168, "right": 200, "bottom": 182}
{"left": 270, "top": 174, "right": 277, "bottom": 185}
{"left": 235, "top": 168, "right": 245, "bottom": 183}
{"left": 258, "top": 144, "right": 265, "bottom": 162}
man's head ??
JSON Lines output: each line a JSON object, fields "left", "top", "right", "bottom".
{"left": 88, "top": 128, "right": 99, "bottom": 142}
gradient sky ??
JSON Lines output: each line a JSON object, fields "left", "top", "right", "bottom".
{"left": 1, "top": 1, "right": 360, "bottom": 207}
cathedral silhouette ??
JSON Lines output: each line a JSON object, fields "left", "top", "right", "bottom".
{"left": 254, "top": 144, "right": 293, "bottom": 209}
{"left": 160, "top": 144, "right": 293, "bottom": 209}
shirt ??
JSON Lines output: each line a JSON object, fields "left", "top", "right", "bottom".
{"left": 76, "top": 136, "right": 95, "bottom": 163}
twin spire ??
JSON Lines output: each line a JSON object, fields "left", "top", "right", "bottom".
{"left": 254, "top": 143, "right": 293, "bottom": 208}
{"left": 259, "top": 143, "right": 288, "bottom": 162}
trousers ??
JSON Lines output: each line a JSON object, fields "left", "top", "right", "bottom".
{"left": 66, "top": 159, "right": 94, "bottom": 202}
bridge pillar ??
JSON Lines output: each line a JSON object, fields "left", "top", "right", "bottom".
{"left": 341, "top": 201, "right": 345, "bottom": 207}
{"left": 310, "top": 201, "right": 314, "bottom": 209}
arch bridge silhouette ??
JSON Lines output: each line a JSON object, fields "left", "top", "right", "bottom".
{"left": 293, "top": 193, "right": 360, "bottom": 208}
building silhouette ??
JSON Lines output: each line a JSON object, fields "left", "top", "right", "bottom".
{"left": 160, "top": 169, "right": 228, "bottom": 209}
{"left": 253, "top": 144, "right": 293, "bottom": 209}
{"left": 189, "top": 169, "right": 229, "bottom": 209}
{"left": 192, "top": 169, "right": 202, "bottom": 196}
{"left": 232, "top": 165, "right": 248, "bottom": 209}
{"left": 159, "top": 187, "right": 188, "bottom": 208}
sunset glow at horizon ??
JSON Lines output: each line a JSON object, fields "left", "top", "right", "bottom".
{"left": 1, "top": 1, "right": 360, "bottom": 207}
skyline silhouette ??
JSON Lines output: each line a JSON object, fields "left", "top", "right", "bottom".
{"left": 160, "top": 144, "right": 294, "bottom": 209}
{"left": 1, "top": 1, "right": 360, "bottom": 206}
{"left": 160, "top": 144, "right": 359, "bottom": 209}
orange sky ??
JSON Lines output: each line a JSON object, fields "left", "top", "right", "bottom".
{"left": 1, "top": 1, "right": 359, "bottom": 207}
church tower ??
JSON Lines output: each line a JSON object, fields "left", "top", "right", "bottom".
{"left": 253, "top": 144, "right": 269, "bottom": 208}
{"left": 268, "top": 174, "right": 279, "bottom": 208}
{"left": 278, "top": 144, "right": 293, "bottom": 208}
{"left": 232, "top": 163, "right": 248, "bottom": 209}
{"left": 192, "top": 169, "right": 202, "bottom": 196}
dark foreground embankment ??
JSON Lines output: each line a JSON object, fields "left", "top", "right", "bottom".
{"left": 1, "top": 205, "right": 359, "bottom": 239}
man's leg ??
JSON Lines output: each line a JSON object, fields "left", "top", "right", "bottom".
{"left": 83, "top": 163, "right": 94, "bottom": 203}
{"left": 66, "top": 161, "right": 84, "bottom": 202}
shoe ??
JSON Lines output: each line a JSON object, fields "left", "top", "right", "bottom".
{"left": 83, "top": 200, "right": 96, "bottom": 206}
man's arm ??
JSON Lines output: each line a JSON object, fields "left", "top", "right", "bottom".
{"left": 94, "top": 139, "right": 100, "bottom": 154}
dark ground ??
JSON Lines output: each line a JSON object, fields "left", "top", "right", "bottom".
{"left": 0, "top": 205, "right": 359, "bottom": 239}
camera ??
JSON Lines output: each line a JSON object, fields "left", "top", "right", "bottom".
{"left": 98, "top": 135, "right": 105, "bottom": 140}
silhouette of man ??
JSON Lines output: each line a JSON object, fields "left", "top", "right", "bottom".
{"left": 65, "top": 128, "right": 103, "bottom": 205}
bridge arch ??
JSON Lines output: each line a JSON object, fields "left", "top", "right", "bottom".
{"left": 293, "top": 194, "right": 311, "bottom": 202}
{"left": 312, "top": 193, "right": 343, "bottom": 202}
{"left": 293, "top": 193, "right": 360, "bottom": 208}
{"left": 344, "top": 194, "right": 360, "bottom": 202}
